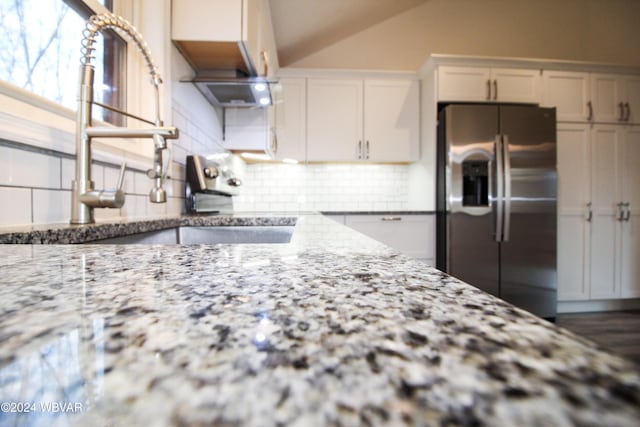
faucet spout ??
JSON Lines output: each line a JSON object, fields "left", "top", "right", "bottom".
{"left": 85, "top": 126, "right": 179, "bottom": 139}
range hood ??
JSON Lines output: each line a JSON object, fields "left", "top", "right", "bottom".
{"left": 187, "top": 72, "right": 277, "bottom": 108}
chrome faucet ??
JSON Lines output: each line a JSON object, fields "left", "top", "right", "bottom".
{"left": 71, "top": 13, "right": 179, "bottom": 224}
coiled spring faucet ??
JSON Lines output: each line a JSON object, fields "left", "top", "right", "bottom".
{"left": 71, "top": 13, "right": 179, "bottom": 224}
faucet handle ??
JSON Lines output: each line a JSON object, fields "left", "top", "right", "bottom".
{"left": 117, "top": 162, "right": 127, "bottom": 191}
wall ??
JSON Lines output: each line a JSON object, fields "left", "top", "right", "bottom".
{"left": 234, "top": 163, "right": 410, "bottom": 212}
{"left": 289, "top": 0, "right": 640, "bottom": 70}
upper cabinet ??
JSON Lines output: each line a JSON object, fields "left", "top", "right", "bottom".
{"left": 306, "top": 77, "right": 419, "bottom": 163}
{"left": 172, "top": 0, "right": 278, "bottom": 77}
{"left": 364, "top": 80, "right": 420, "bottom": 162}
{"left": 437, "top": 66, "right": 541, "bottom": 104}
{"left": 273, "top": 78, "right": 306, "bottom": 162}
{"left": 542, "top": 71, "right": 640, "bottom": 124}
{"left": 306, "top": 78, "right": 363, "bottom": 162}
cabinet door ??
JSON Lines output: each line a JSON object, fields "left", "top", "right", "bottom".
{"left": 542, "top": 70, "right": 590, "bottom": 122}
{"left": 223, "top": 108, "right": 267, "bottom": 151}
{"left": 620, "top": 127, "right": 640, "bottom": 297}
{"left": 437, "top": 66, "right": 491, "bottom": 102}
{"left": 243, "top": 0, "right": 262, "bottom": 74}
{"left": 274, "top": 78, "right": 306, "bottom": 161}
{"left": 172, "top": 0, "right": 242, "bottom": 41}
{"left": 306, "top": 79, "right": 363, "bottom": 162}
{"left": 344, "top": 215, "right": 435, "bottom": 262}
{"left": 623, "top": 76, "right": 640, "bottom": 124}
{"left": 364, "top": 80, "right": 419, "bottom": 162}
{"left": 589, "top": 126, "right": 622, "bottom": 299}
{"left": 491, "top": 68, "right": 541, "bottom": 104}
{"left": 591, "top": 74, "right": 624, "bottom": 123}
{"left": 556, "top": 124, "right": 591, "bottom": 300}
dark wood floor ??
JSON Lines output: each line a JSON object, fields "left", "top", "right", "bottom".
{"left": 556, "top": 310, "right": 640, "bottom": 367}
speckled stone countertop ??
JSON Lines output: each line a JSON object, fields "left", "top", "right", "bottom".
{"left": 0, "top": 214, "right": 639, "bottom": 427}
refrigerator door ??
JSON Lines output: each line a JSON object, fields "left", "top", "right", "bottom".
{"left": 443, "top": 104, "right": 501, "bottom": 297}
{"left": 499, "top": 106, "right": 557, "bottom": 318}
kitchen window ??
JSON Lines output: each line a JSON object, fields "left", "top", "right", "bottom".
{"left": 0, "top": 0, "right": 126, "bottom": 125}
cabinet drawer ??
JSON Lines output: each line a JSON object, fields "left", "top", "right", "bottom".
{"left": 344, "top": 214, "right": 434, "bottom": 260}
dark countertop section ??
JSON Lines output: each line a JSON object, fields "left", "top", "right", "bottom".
{"left": 0, "top": 214, "right": 639, "bottom": 426}
{"left": 321, "top": 211, "right": 435, "bottom": 215}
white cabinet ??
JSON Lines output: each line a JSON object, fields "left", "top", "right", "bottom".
{"left": 364, "top": 80, "right": 420, "bottom": 162}
{"left": 590, "top": 74, "right": 624, "bottom": 123}
{"left": 624, "top": 76, "right": 640, "bottom": 124}
{"left": 589, "top": 126, "right": 622, "bottom": 299}
{"left": 306, "top": 78, "right": 419, "bottom": 163}
{"left": 557, "top": 124, "right": 640, "bottom": 301}
{"left": 172, "top": 0, "right": 277, "bottom": 76}
{"left": 307, "top": 78, "right": 363, "bottom": 162}
{"left": 620, "top": 126, "right": 640, "bottom": 298}
{"left": 542, "top": 71, "right": 640, "bottom": 124}
{"left": 542, "top": 71, "right": 590, "bottom": 122}
{"left": 223, "top": 108, "right": 271, "bottom": 153}
{"left": 273, "top": 78, "right": 306, "bottom": 161}
{"left": 437, "top": 66, "right": 540, "bottom": 104}
{"left": 344, "top": 214, "right": 435, "bottom": 265}
{"left": 556, "top": 123, "right": 591, "bottom": 300}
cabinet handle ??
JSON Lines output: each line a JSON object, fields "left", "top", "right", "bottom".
{"left": 486, "top": 79, "right": 491, "bottom": 100}
{"left": 271, "top": 128, "right": 278, "bottom": 154}
{"left": 617, "top": 202, "right": 625, "bottom": 221}
{"left": 261, "top": 50, "right": 269, "bottom": 76}
{"left": 625, "top": 102, "right": 631, "bottom": 122}
{"left": 493, "top": 79, "right": 498, "bottom": 100}
{"left": 365, "top": 140, "right": 370, "bottom": 159}
{"left": 587, "top": 101, "right": 593, "bottom": 122}
{"left": 586, "top": 202, "right": 592, "bottom": 222}
{"left": 381, "top": 216, "right": 402, "bottom": 221}
{"left": 357, "top": 140, "right": 362, "bottom": 159}
{"left": 624, "top": 202, "right": 631, "bottom": 222}
{"left": 618, "top": 102, "right": 625, "bottom": 121}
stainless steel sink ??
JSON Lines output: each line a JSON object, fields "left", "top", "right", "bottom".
{"left": 93, "top": 226, "right": 295, "bottom": 244}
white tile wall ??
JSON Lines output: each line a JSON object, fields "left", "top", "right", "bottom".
{"left": 33, "top": 189, "right": 70, "bottom": 224}
{"left": 0, "top": 146, "right": 60, "bottom": 189}
{"left": 0, "top": 187, "right": 31, "bottom": 225}
{"left": 234, "top": 163, "right": 411, "bottom": 212}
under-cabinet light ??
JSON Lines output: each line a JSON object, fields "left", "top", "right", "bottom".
{"left": 241, "top": 152, "right": 272, "bottom": 161}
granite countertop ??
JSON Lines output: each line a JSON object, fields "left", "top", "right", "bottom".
{"left": 0, "top": 214, "right": 639, "bottom": 426}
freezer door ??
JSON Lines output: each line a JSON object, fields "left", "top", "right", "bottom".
{"left": 499, "top": 106, "right": 557, "bottom": 318}
{"left": 444, "top": 104, "right": 501, "bottom": 297}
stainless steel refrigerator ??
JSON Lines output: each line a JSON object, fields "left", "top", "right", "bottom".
{"left": 436, "top": 104, "right": 557, "bottom": 319}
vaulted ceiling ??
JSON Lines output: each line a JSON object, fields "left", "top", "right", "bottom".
{"left": 268, "top": 0, "right": 428, "bottom": 66}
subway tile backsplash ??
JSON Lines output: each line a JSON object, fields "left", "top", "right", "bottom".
{"left": 0, "top": 142, "right": 180, "bottom": 227}
{"left": 234, "top": 163, "right": 410, "bottom": 212}
{"left": 1, "top": 104, "right": 411, "bottom": 226}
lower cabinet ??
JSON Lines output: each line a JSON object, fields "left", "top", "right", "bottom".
{"left": 340, "top": 214, "right": 435, "bottom": 265}
{"left": 557, "top": 123, "right": 640, "bottom": 301}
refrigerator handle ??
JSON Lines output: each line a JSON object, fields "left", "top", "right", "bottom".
{"left": 494, "top": 134, "right": 504, "bottom": 242}
{"left": 502, "top": 134, "right": 512, "bottom": 242}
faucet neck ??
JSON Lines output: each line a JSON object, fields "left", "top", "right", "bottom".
{"left": 70, "top": 64, "right": 96, "bottom": 224}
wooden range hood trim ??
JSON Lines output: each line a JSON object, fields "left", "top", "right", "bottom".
{"left": 174, "top": 40, "right": 253, "bottom": 76}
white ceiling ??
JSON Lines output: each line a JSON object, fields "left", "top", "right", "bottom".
{"left": 269, "top": 0, "right": 428, "bottom": 66}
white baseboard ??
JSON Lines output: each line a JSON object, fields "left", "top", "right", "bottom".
{"left": 557, "top": 299, "right": 640, "bottom": 314}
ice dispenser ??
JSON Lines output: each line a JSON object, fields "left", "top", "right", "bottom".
{"left": 462, "top": 160, "right": 489, "bottom": 207}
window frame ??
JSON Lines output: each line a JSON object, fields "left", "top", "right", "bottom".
{"left": 0, "top": 0, "right": 163, "bottom": 163}
{"left": 0, "top": 0, "right": 126, "bottom": 125}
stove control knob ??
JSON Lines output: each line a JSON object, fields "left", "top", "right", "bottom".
{"left": 227, "top": 177, "right": 242, "bottom": 187}
{"left": 203, "top": 167, "right": 219, "bottom": 179}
